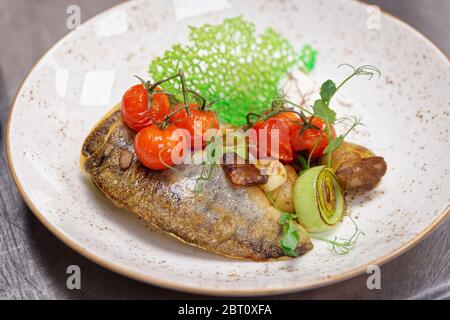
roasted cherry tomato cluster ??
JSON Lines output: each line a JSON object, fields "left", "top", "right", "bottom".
{"left": 251, "top": 111, "right": 335, "bottom": 164}
{"left": 122, "top": 73, "right": 333, "bottom": 170}
{"left": 121, "top": 75, "right": 219, "bottom": 171}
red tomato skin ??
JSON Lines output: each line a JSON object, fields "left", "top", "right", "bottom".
{"left": 170, "top": 103, "right": 219, "bottom": 150}
{"left": 121, "top": 85, "right": 170, "bottom": 132}
{"left": 134, "top": 124, "right": 186, "bottom": 171}
{"left": 168, "top": 103, "right": 196, "bottom": 125}
{"left": 273, "top": 112, "right": 301, "bottom": 131}
{"left": 252, "top": 118, "right": 293, "bottom": 164}
{"left": 290, "top": 117, "right": 336, "bottom": 159}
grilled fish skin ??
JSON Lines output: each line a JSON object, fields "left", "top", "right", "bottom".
{"left": 82, "top": 110, "right": 313, "bottom": 260}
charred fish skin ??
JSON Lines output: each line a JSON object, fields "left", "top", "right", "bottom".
{"left": 82, "top": 109, "right": 123, "bottom": 159}
{"left": 82, "top": 112, "right": 313, "bottom": 260}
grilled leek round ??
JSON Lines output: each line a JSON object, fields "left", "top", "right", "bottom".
{"left": 293, "top": 166, "right": 345, "bottom": 233}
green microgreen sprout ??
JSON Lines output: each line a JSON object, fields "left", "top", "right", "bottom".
{"left": 308, "top": 216, "right": 365, "bottom": 255}
{"left": 157, "top": 146, "right": 187, "bottom": 178}
{"left": 193, "top": 138, "right": 220, "bottom": 193}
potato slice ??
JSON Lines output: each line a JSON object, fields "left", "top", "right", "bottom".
{"left": 269, "top": 165, "right": 297, "bottom": 212}
{"left": 255, "top": 160, "right": 287, "bottom": 193}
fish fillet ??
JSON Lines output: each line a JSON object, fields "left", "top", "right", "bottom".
{"left": 81, "top": 109, "right": 313, "bottom": 260}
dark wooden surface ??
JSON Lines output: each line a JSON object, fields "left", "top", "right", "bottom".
{"left": 0, "top": 0, "right": 449, "bottom": 300}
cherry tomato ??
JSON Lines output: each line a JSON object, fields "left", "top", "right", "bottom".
{"left": 168, "top": 102, "right": 198, "bottom": 125}
{"left": 290, "top": 117, "right": 336, "bottom": 159}
{"left": 252, "top": 117, "right": 293, "bottom": 163}
{"left": 272, "top": 112, "right": 301, "bottom": 131}
{"left": 134, "top": 124, "right": 188, "bottom": 171}
{"left": 170, "top": 103, "right": 219, "bottom": 150}
{"left": 122, "top": 84, "right": 170, "bottom": 132}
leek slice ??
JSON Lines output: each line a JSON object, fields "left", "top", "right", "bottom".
{"left": 293, "top": 166, "right": 345, "bottom": 233}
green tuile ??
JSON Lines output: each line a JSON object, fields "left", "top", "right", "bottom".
{"left": 149, "top": 17, "right": 317, "bottom": 126}
{"left": 299, "top": 45, "right": 318, "bottom": 73}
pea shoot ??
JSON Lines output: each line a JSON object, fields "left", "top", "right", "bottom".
{"left": 313, "top": 64, "right": 381, "bottom": 167}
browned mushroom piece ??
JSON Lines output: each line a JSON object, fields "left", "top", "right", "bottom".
{"left": 222, "top": 153, "right": 268, "bottom": 187}
{"left": 320, "top": 142, "right": 387, "bottom": 191}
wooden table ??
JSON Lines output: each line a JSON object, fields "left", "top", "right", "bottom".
{"left": 0, "top": 0, "right": 448, "bottom": 299}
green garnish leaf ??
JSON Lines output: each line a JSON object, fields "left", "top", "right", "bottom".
{"left": 280, "top": 220, "right": 299, "bottom": 257}
{"left": 278, "top": 212, "right": 292, "bottom": 225}
{"left": 270, "top": 194, "right": 300, "bottom": 256}
{"left": 270, "top": 184, "right": 364, "bottom": 257}
{"left": 148, "top": 17, "right": 317, "bottom": 125}
{"left": 313, "top": 99, "right": 336, "bottom": 124}
{"left": 319, "top": 80, "right": 337, "bottom": 102}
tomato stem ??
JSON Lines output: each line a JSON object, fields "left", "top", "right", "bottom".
{"left": 137, "top": 69, "right": 220, "bottom": 128}
{"left": 272, "top": 109, "right": 309, "bottom": 126}
{"left": 206, "top": 100, "right": 218, "bottom": 110}
{"left": 138, "top": 70, "right": 194, "bottom": 116}
{"left": 283, "top": 98, "right": 313, "bottom": 116}
{"left": 246, "top": 108, "right": 312, "bottom": 129}
{"left": 246, "top": 112, "right": 261, "bottom": 125}
{"left": 148, "top": 73, "right": 181, "bottom": 93}
{"left": 178, "top": 69, "right": 191, "bottom": 116}
{"left": 187, "top": 89, "right": 207, "bottom": 110}
{"left": 136, "top": 73, "right": 183, "bottom": 112}
{"left": 160, "top": 104, "right": 190, "bottom": 130}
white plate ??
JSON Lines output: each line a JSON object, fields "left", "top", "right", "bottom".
{"left": 6, "top": 0, "right": 449, "bottom": 296}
